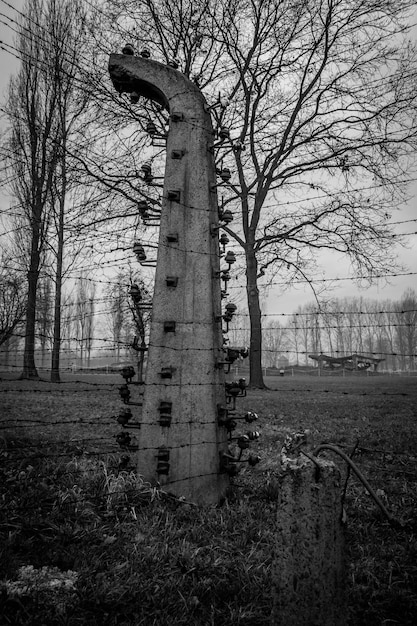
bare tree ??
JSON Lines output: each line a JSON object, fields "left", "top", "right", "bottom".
{"left": 262, "top": 320, "right": 288, "bottom": 368}
{"left": 290, "top": 305, "right": 314, "bottom": 365}
{"left": 2, "top": 0, "right": 97, "bottom": 381}
{"left": 3, "top": 0, "right": 62, "bottom": 378}
{"left": 36, "top": 276, "right": 53, "bottom": 368}
{"left": 74, "top": 274, "right": 96, "bottom": 367}
{"left": 380, "top": 299, "right": 399, "bottom": 370}
{"left": 104, "top": 275, "right": 128, "bottom": 362}
{"left": 85, "top": 288, "right": 96, "bottom": 368}
{"left": 283, "top": 292, "right": 417, "bottom": 370}
{"left": 60, "top": 296, "right": 77, "bottom": 369}
{"left": 127, "top": 278, "right": 152, "bottom": 383}
{"left": 48, "top": 0, "right": 93, "bottom": 382}
{"left": 227, "top": 314, "right": 251, "bottom": 350}
{"left": 97, "top": 0, "right": 416, "bottom": 387}
{"left": 0, "top": 251, "right": 26, "bottom": 349}
{"left": 395, "top": 288, "right": 417, "bottom": 370}
{"left": 287, "top": 315, "right": 301, "bottom": 366}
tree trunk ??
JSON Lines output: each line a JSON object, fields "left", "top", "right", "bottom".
{"left": 51, "top": 276, "right": 62, "bottom": 381}
{"left": 80, "top": 326, "right": 84, "bottom": 368}
{"left": 2, "top": 339, "right": 10, "bottom": 367}
{"left": 51, "top": 196, "right": 64, "bottom": 382}
{"left": 246, "top": 246, "right": 265, "bottom": 388}
{"left": 137, "top": 341, "right": 146, "bottom": 384}
{"left": 21, "top": 220, "right": 41, "bottom": 380}
{"left": 51, "top": 144, "right": 66, "bottom": 382}
{"left": 20, "top": 270, "right": 39, "bottom": 379}
{"left": 133, "top": 301, "right": 147, "bottom": 384}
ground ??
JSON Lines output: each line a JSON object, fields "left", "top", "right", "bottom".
{"left": 0, "top": 371, "right": 416, "bottom": 625}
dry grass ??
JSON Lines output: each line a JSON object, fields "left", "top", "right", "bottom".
{"left": 0, "top": 372, "right": 416, "bottom": 624}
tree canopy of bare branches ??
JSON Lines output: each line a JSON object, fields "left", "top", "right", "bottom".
{"left": 0, "top": 250, "right": 26, "bottom": 348}
{"left": 92, "top": 0, "right": 417, "bottom": 387}
{"left": 2, "top": 0, "right": 93, "bottom": 379}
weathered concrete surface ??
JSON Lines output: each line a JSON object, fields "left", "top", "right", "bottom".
{"left": 109, "top": 55, "right": 229, "bottom": 504}
{"left": 271, "top": 456, "right": 346, "bottom": 626}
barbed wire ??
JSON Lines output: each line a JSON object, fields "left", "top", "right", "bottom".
{"left": 2, "top": 6, "right": 417, "bottom": 188}
{"left": 1, "top": 341, "right": 416, "bottom": 365}
{"left": 3, "top": 209, "right": 417, "bottom": 243}
{"left": 3, "top": 129, "right": 417, "bottom": 226}
{"left": 0, "top": 0, "right": 131, "bottom": 102}
{"left": 2, "top": 249, "right": 416, "bottom": 288}
{"left": 4, "top": 0, "right": 417, "bottom": 97}
{"left": 0, "top": 428, "right": 224, "bottom": 450}
{"left": 0, "top": 426, "right": 414, "bottom": 487}
{"left": 4, "top": 295, "right": 417, "bottom": 327}
{"left": 2, "top": 215, "right": 417, "bottom": 271}
{"left": 257, "top": 309, "right": 417, "bottom": 317}
{"left": 0, "top": 417, "right": 222, "bottom": 430}
{"left": 1, "top": 19, "right": 417, "bottom": 301}
{"left": 2, "top": 24, "right": 417, "bottom": 139}
{"left": 2, "top": 0, "right": 417, "bottom": 191}
{"left": 0, "top": 447, "right": 126, "bottom": 462}
{"left": 247, "top": 270, "right": 417, "bottom": 289}
{"left": 1, "top": 437, "right": 414, "bottom": 471}
{"left": 1, "top": 4, "right": 417, "bottom": 377}
{"left": 3, "top": 339, "right": 417, "bottom": 361}
{"left": 5, "top": 309, "right": 417, "bottom": 346}
{"left": 0, "top": 38, "right": 102, "bottom": 104}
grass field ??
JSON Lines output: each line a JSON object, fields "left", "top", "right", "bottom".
{"left": 0, "top": 372, "right": 416, "bottom": 625}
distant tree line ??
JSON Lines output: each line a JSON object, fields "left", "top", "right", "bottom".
{"left": 1, "top": 285, "right": 416, "bottom": 372}
{"left": 231, "top": 289, "right": 417, "bottom": 371}
{"left": 0, "top": 270, "right": 150, "bottom": 372}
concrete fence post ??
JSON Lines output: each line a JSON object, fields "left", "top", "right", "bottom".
{"left": 271, "top": 456, "right": 346, "bottom": 626}
{"left": 108, "top": 53, "right": 229, "bottom": 505}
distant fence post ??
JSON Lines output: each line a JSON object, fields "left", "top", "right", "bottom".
{"left": 272, "top": 455, "right": 346, "bottom": 626}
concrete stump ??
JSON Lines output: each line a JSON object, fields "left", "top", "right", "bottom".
{"left": 271, "top": 456, "right": 346, "bottom": 626}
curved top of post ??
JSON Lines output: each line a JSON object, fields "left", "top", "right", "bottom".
{"left": 108, "top": 54, "right": 208, "bottom": 117}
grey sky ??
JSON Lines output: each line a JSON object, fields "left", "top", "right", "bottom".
{"left": 0, "top": 0, "right": 415, "bottom": 316}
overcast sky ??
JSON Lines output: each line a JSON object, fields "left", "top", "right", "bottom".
{"left": 0, "top": 0, "right": 415, "bottom": 316}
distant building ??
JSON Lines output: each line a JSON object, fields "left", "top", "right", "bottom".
{"left": 277, "top": 356, "right": 290, "bottom": 370}
{"left": 309, "top": 353, "right": 384, "bottom": 372}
